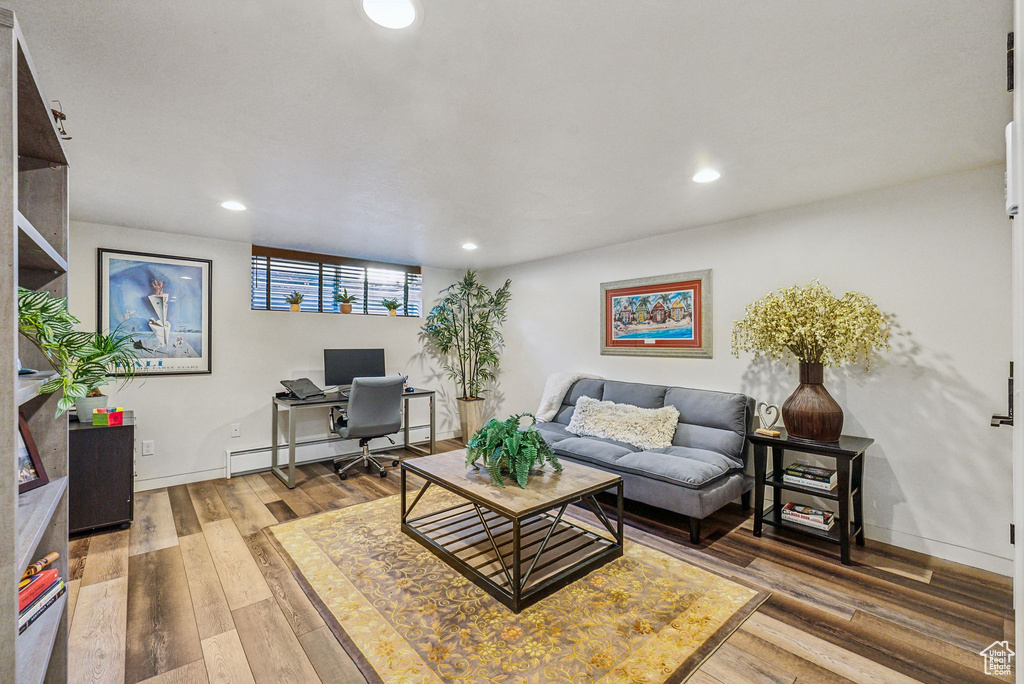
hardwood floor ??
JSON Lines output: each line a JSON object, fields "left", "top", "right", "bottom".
{"left": 68, "top": 439, "right": 1013, "bottom": 683}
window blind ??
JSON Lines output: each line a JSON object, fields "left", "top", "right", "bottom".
{"left": 250, "top": 247, "right": 422, "bottom": 316}
{"left": 322, "top": 264, "right": 366, "bottom": 313}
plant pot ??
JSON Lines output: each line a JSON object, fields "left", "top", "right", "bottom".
{"left": 340, "top": 302, "right": 353, "bottom": 314}
{"left": 781, "top": 362, "right": 843, "bottom": 443}
{"left": 388, "top": 309, "right": 397, "bottom": 316}
{"left": 74, "top": 395, "right": 108, "bottom": 422}
{"left": 290, "top": 304, "right": 300, "bottom": 312}
{"left": 470, "top": 462, "right": 544, "bottom": 484}
{"left": 457, "top": 397, "right": 485, "bottom": 445}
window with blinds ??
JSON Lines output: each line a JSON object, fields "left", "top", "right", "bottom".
{"left": 250, "top": 246, "right": 423, "bottom": 316}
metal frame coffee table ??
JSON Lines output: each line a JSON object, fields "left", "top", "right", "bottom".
{"left": 401, "top": 450, "right": 624, "bottom": 613}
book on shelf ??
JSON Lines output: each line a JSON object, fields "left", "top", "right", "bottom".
{"left": 782, "top": 473, "right": 834, "bottom": 491}
{"left": 18, "top": 569, "right": 57, "bottom": 612}
{"left": 781, "top": 502, "right": 834, "bottom": 531}
{"left": 782, "top": 462, "right": 837, "bottom": 489}
{"left": 19, "top": 576, "right": 61, "bottom": 619}
{"left": 18, "top": 581, "right": 65, "bottom": 634}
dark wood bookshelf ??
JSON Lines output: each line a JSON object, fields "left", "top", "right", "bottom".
{"left": 748, "top": 428, "right": 873, "bottom": 565}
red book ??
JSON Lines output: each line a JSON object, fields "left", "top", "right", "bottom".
{"left": 18, "top": 569, "right": 57, "bottom": 612}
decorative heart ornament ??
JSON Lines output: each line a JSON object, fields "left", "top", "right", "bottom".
{"left": 757, "top": 402, "right": 780, "bottom": 430}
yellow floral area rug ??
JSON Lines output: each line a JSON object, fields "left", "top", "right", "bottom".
{"left": 267, "top": 489, "right": 767, "bottom": 683}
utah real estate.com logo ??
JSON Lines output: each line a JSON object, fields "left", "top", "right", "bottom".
{"left": 980, "top": 640, "right": 1014, "bottom": 677}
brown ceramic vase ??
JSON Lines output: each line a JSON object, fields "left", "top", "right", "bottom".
{"left": 781, "top": 362, "right": 843, "bottom": 443}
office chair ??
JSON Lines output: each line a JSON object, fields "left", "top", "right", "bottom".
{"left": 329, "top": 375, "right": 405, "bottom": 480}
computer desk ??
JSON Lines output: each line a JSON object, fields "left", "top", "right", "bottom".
{"left": 271, "top": 388, "right": 437, "bottom": 488}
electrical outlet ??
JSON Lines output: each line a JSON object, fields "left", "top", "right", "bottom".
{"left": 230, "top": 423, "right": 241, "bottom": 438}
{"left": 142, "top": 440, "right": 155, "bottom": 456}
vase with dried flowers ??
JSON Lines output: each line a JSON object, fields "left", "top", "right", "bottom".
{"left": 731, "top": 281, "right": 890, "bottom": 442}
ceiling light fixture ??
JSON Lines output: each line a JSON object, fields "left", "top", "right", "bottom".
{"left": 692, "top": 168, "right": 721, "bottom": 183}
{"left": 220, "top": 200, "right": 246, "bottom": 211}
{"left": 462, "top": 242, "right": 478, "bottom": 251}
{"left": 362, "top": 0, "right": 416, "bottom": 29}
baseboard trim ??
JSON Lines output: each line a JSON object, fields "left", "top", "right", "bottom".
{"left": 862, "top": 522, "right": 1012, "bottom": 576}
{"left": 133, "top": 429, "right": 459, "bottom": 493}
{"left": 135, "top": 454, "right": 1008, "bottom": 575}
{"left": 226, "top": 428, "right": 459, "bottom": 476}
{"left": 135, "top": 467, "right": 227, "bottom": 492}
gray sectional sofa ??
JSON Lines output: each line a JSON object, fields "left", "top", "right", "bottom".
{"left": 535, "top": 378, "right": 755, "bottom": 543}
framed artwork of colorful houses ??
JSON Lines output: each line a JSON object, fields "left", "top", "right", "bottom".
{"left": 600, "top": 269, "right": 712, "bottom": 358}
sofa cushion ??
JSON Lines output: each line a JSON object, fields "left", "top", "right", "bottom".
{"left": 566, "top": 396, "right": 678, "bottom": 450}
{"left": 552, "top": 437, "right": 635, "bottom": 468}
{"left": 601, "top": 381, "right": 667, "bottom": 409}
{"left": 566, "top": 379, "right": 606, "bottom": 405}
{"left": 554, "top": 379, "right": 606, "bottom": 425}
{"left": 663, "top": 387, "right": 751, "bottom": 465}
{"left": 616, "top": 446, "right": 738, "bottom": 489}
{"left": 535, "top": 421, "right": 572, "bottom": 445}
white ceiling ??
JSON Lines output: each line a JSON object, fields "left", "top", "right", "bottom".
{"left": 11, "top": 1, "right": 1013, "bottom": 269}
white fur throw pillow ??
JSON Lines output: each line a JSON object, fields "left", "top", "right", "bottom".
{"left": 566, "top": 396, "right": 679, "bottom": 450}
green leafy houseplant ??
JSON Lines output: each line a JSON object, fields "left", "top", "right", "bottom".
{"left": 17, "top": 287, "right": 139, "bottom": 417}
{"left": 381, "top": 297, "right": 401, "bottom": 315}
{"left": 334, "top": 288, "right": 356, "bottom": 313}
{"left": 466, "top": 414, "right": 561, "bottom": 488}
{"left": 284, "top": 291, "right": 304, "bottom": 310}
{"left": 421, "top": 270, "right": 512, "bottom": 401}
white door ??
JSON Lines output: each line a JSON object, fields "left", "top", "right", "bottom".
{"left": 1014, "top": 5, "right": 1024, "bottom": 684}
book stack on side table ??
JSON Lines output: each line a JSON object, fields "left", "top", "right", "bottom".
{"left": 781, "top": 502, "right": 834, "bottom": 531}
{"left": 748, "top": 429, "right": 873, "bottom": 565}
{"left": 782, "top": 461, "right": 837, "bottom": 492}
{"left": 18, "top": 553, "right": 65, "bottom": 635}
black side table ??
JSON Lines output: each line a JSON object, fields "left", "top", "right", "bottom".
{"left": 69, "top": 413, "right": 135, "bottom": 534}
{"left": 748, "top": 429, "right": 873, "bottom": 565}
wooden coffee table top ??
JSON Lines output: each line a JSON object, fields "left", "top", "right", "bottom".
{"left": 403, "top": 449, "right": 621, "bottom": 519}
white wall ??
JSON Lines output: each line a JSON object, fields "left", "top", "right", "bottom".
{"left": 68, "top": 221, "right": 462, "bottom": 490}
{"left": 481, "top": 166, "right": 1013, "bottom": 574}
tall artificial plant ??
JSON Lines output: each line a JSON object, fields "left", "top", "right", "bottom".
{"left": 17, "top": 287, "right": 139, "bottom": 416}
{"left": 421, "top": 270, "right": 512, "bottom": 400}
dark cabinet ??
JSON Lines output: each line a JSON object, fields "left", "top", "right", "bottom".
{"left": 69, "top": 415, "right": 134, "bottom": 534}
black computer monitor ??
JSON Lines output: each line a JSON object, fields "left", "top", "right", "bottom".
{"left": 324, "top": 348, "right": 386, "bottom": 387}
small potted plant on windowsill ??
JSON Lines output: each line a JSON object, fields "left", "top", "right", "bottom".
{"left": 335, "top": 289, "right": 356, "bottom": 314}
{"left": 285, "top": 291, "right": 304, "bottom": 312}
{"left": 382, "top": 298, "right": 401, "bottom": 316}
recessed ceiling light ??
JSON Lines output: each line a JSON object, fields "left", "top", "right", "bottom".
{"left": 692, "top": 169, "right": 721, "bottom": 183}
{"left": 362, "top": 0, "right": 416, "bottom": 29}
{"left": 220, "top": 200, "right": 246, "bottom": 211}
{"left": 462, "top": 242, "right": 478, "bottom": 251}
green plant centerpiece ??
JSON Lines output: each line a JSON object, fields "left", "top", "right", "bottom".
{"left": 731, "top": 280, "right": 890, "bottom": 442}
{"left": 421, "top": 270, "right": 512, "bottom": 442}
{"left": 466, "top": 413, "right": 561, "bottom": 488}
{"left": 17, "top": 287, "right": 139, "bottom": 417}
{"left": 334, "top": 288, "right": 356, "bottom": 314}
{"left": 381, "top": 297, "right": 401, "bottom": 315}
